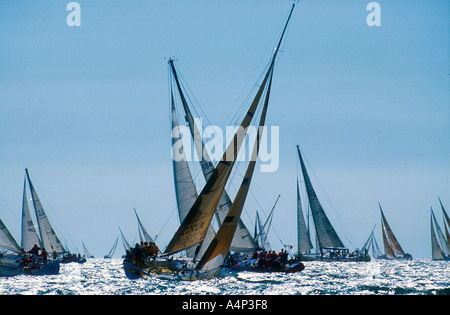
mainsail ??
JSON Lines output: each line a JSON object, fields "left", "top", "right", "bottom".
{"left": 21, "top": 176, "right": 41, "bottom": 251}
{"left": 25, "top": 169, "right": 65, "bottom": 254}
{"left": 297, "top": 146, "right": 345, "bottom": 253}
{"left": 168, "top": 59, "right": 257, "bottom": 253}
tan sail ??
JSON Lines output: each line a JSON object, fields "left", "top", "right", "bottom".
{"left": 379, "top": 204, "right": 405, "bottom": 256}
{"left": 164, "top": 61, "right": 272, "bottom": 255}
{"left": 381, "top": 218, "right": 396, "bottom": 258}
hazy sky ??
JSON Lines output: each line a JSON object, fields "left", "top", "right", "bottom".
{"left": 0, "top": 0, "right": 448, "bottom": 258}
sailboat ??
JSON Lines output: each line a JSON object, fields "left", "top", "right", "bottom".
{"left": 82, "top": 241, "right": 94, "bottom": 258}
{"left": 361, "top": 226, "right": 386, "bottom": 259}
{"left": 378, "top": 203, "right": 412, "bottom": 260}
{"left": 0, "top": 169, "right": 61, "bottom": 276}
{"left": 295, "top": 146, "right": 370, "bottom": 262}
{"left": 104, "top": 236, "right": 119, "bottom": 259}
{"left": 124, "top": 3, "right": 302, "bottom": 280}
{"left": 430, "top": 198, "right": 450, "bottom": 261}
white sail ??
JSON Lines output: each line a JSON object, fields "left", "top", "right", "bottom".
{"left": 26, "top": 169, "right": 65, "bottom": 254}
{"left": 170, "top": 90, "right": 216, "bottom": 259}
{"left": 21, "top": 176, "right": 41, "bottom": 252}
{"left": 0, "top": 218, "right": 22, "bottom": 253}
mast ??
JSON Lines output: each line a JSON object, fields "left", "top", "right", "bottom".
{"left": 296, "top": 146, "right": 345, "bottom": 255}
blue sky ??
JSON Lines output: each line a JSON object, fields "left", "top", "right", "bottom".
{"left": 0, "top": 0, "right": 448, "bottom": 258}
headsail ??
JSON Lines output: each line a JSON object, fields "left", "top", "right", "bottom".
{"left": 297, "top": 175, "right": 313, "bottom": 254}
{"left": 20, "top": 175, "right": 41, "bottom": 251}
{"left": 297, "top": 146, "right": 345, "bottom": 252}
{"left": 25, "top": 169, "right": 65, "bottom": 254}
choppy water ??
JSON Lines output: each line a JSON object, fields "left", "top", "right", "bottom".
{"left": 0, "top": 258, "right": 448, "bottom": 295}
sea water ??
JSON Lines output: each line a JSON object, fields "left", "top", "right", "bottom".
{"left": 0, "top": 258, "right": 448, "bottom": 295}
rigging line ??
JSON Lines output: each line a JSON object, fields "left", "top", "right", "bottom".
{"left": 0, "top": 191, "right": 19, "bottom": 224}
{"left": 221, "top": 4, "right": 293, "bottom": 129}
{"left": 171, "top": 61, "right": 213, "bottom": 129}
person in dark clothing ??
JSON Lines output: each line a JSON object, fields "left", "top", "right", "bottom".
{"left": 41, "top": 248, "right": 48, "bottom": 264}
{"left": 28, "top": 244, "right": 40, "bottom": 256}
